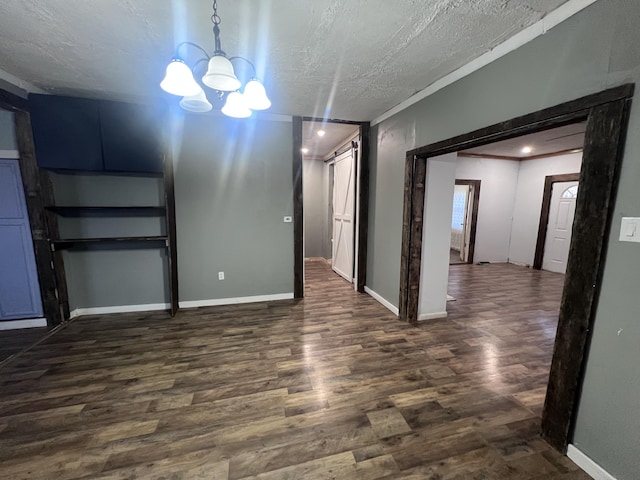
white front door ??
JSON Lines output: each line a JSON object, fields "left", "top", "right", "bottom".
{"left": 332, "top": 150, "right": 355, "bottom": 282}
{"left": 543, "top": 181, "right": 578, "bottom": 274}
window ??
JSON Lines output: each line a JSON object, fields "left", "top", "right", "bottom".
{"left": 561, "top": 185, "right": 578, "bottom": 198}
{"left": 451, "top": 188, "right": 467, "bottom": 230}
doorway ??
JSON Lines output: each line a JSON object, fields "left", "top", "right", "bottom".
{"left": 534, "top": 173, "right": 581, "bottom": 272}
{"left": 399, "top": 85, "right": 634, "bottom": 453}
{"left": 294, "top": 117, "right": 370, "bottom": 296}
{"left": 449, "top": 179, "right": 480, "bottom": 265}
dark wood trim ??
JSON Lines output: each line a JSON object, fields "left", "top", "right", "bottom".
{"left": 356, "top": 122, "right": 370, "bottom": 293}
{"left": 163, "top": 137, "right": 179, "bottom": 317}
{"left": 405, "top": 157, "right": 427, "bottom": 324}
{"left": 533, "top": 173, "right": 581, "bottom": 270}
{"left": 293, "top": 116, "right": 304, "bottom": 298}
{"left": 526, "top": 148, "right": 583, "bottom": 161}
{"left": 399, "top": 155, "right": 415, "bottom": 322}
{"left": 457, "top": 152, "right": 521, "bottom": 161}
{"left": 46, "top": 206, "right": 166, "bottom": 217}
{"left": 13, "top": 111, "right": 65, "bottom": 326}
{"left": 408, "top": 85, "right": 633, "bottom": 159}
{"left": 542, "top": 98, "right": 632, "bottom": 451}
{"left": 457, "top": 148, "right": 584, "bottom": 162}
{"left": 454, "top": 179, "right": 481, "bottom": 264}
{"left": 0, "top": 88, "right": 29, "bottom": 113}
{"left": 53, "top": 236, "right": 168, "bottom": 250}
{"left": 400, "top": 84, "right": 634, "bottom": 453}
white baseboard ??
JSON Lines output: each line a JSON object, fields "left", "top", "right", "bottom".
{"left": 0, "top": 318, "right": 47, "bottom": 330}
{"left": 567, "top": 445, "right": 617, "bottom": 480}
{"left": 418, "top": 311, "right": 448, "bottom": 321}
{"left": 364, "top": 287, "right": 399, "bottom": 316}
{"left": 69, "top": 303, "right": 170, "bottom": 319}
{"left": 179, "top": 293, "right": 294, "bottom": 309}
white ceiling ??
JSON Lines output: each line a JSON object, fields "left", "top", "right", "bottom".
{"left": 0, "top": 0, "right": 570, "bottom": 120}
{"left": 303, "top": 121, "right": 360, "bottom": 159}
{"left": 460, "top": 121, "right": 586, "bottom": 158}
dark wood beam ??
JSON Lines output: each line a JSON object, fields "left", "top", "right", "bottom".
{"left": 356, "top": 122, "right": 370, "bottom": 293}
{"left": 406, "top": 157, "right": 426, "bottom": 325}
{"left": 14, "top": 111, "right": 65, "bottom": 326}
{"left": 293, "top": 116, "right": 304, "bottom": 299}
{"left": 163, "top": 129, "right": 179, "bottom": 317}
{"left": 542, "top": 98, "right": 633, "bottom": 452}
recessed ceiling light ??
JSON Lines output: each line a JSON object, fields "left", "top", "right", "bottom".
{"left": 301, "top": 147, "right": 309, "bottom": 154}
{"left": 521, "top": 146, "right": 533, "bottom": 154}
{"left": 317, "top": 130, "right": 326, "bottom": 137}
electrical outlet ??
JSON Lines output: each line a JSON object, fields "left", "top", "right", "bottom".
{"left": 218, "top": 271, "right": 225, "bottom": 280}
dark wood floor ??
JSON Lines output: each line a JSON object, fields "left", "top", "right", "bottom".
{"left": 449, "top": 248, "right": 465, "bottom": 265}
{"left": 0, "top": 262, "right": 588, "bottom": 479}
{"left": 0, "top": 326, "right": 52, "bottom": 364}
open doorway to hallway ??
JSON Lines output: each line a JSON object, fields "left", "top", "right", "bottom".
{"left": 301, "top": 119, "right": 361, "bottom": 288}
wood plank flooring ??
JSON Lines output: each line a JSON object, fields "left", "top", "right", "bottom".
{"left": 0, "top": 326, "right": 52, "bottom": 364}
{"left": 0, "top": 262, "right": 589, "bottom": 479}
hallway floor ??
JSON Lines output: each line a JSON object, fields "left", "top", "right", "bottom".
{"left": 0, "top": 262, "right": 588, "bottom": 479}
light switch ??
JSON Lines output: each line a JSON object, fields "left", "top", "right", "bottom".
{"left": 620, "top": 217, "right": 640, "bottom": 243}
{"left": 283, "top": 216, "right": 293, "bottom": 223}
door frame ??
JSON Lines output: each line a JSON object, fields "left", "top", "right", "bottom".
{"left": 292, "top": 116, "right": 370, "bottom": 297}
{"left": 398, "top": 84, "right": 634, "bottom": 453}
{"left": 533, "top": 173, "right": 581, "bottom": 270}
{"left": 0, "top": 88, "right": 66, "bottom": 326}
{"left": 452, "top": 179, "right": 480, "bottom": 265}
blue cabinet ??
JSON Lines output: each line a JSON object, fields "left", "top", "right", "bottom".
{"left": 29, "top": 95, "right": 103, "bottom": 172}
{"left": 29, "top": 95, "right": 164, "bottom": 174}
{"left": 99, "top": 101, "right": 164, "bottom": 174}
{"left": 0, "top": 159, "right": 43, "bottom": 320}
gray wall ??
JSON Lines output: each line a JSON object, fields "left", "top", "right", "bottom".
{"left": 50, "top": 174, "right": 168, "bottom": 310}
{"left": 366, "top": 1, "right": 640, "bottom": 478}
{"left": 303, "top": 158, "right": 331, "bottom": 259}
{"left": 173, "top": 113, "right": 294, "bottom": 302}
{"left": 0, "top": 109, "right": 17, "bottom": 150}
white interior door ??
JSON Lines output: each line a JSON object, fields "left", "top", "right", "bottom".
{"left": 543, "top": 181, "right": 578, "bottom": 274}
{"left": 332, "top": 150, "right": 355, "bottom": 282}
{"left": 462, "top": 185, "right": 473, "bottom": 262}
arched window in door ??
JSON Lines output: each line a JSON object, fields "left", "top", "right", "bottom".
{"left": 561, "top": 185, "right": 578, "bottom": 198}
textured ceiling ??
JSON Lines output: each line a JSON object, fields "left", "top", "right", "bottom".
{"left": 0, "top": 0, "right": 570, "bottom": 120}
{"left": 303, "top": 121, "right": 360, "bottom": 159}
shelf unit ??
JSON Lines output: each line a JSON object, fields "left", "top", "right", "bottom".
{"left": 44, "top": 164, "right": 179, "bottom": 317}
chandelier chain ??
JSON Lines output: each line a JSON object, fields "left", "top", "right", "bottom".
{"left": 211, "top": 0, "right": 221, "bottom": 26}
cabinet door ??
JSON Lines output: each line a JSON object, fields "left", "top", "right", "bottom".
{"left": 99, "top": 101, "right": 164, "bottom": 174}
{"left": 29, "top": 94, "right": 103, "bottom": 171}
{"left": 0, "top": 159, "right": 43, "bottom": 320}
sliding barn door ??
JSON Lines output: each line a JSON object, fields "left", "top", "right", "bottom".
{"left": 332, "top": 150, "right": 355, "bottom": 282}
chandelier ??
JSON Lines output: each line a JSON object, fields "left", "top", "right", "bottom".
{"left": 160, "top": 0, "right": 271, "bottom": 118}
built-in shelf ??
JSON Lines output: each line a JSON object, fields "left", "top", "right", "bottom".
{"left": 52, "top": 236, "right": 168, "bottom": 251}
{"left": 46, "top": 206, "right": 166, "bottom": 217}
